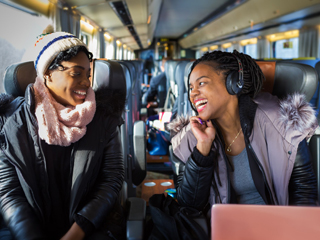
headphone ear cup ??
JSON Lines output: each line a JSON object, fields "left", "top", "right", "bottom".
{"left": 226, "top": 71, "right": 239, "bottom": 95}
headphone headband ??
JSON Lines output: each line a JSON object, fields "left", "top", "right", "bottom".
{"left": 232, "top": 54, "right": 244, "bottom": 89}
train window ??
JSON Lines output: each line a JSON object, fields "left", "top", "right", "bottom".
{"left": 244, "top": 44, "right": 258, "bottom": 59}
{"left": 241, "top": 38, "right": 257, "bottom": 58}
{"left": 129, "top": 50, "right": 134, "bottom": 60}
{"left": 196, "top": 50, "right": 201, "bottom": 59}
{"left": 80, "top": 19, "right": 95, "bottom": 55}
{"left": 267, "top": 30, "right": 299, "bottom": 59}
{"left": 104, "top": 33, "right": 114, "bottom": 60}
{"left": 222, "top": 43, "right": 233, "bottom": 53}
{"left": 0, "top": 3, "right": 51, "bottom": 93}
{"left": 106, "top": 42, "right": 114, "bottom": 59}
{"left": 123, "top": 46, "right": 128, "bottom": 60}
{"left": 200, "top": 47, "right": 208, "bottom": 56}
{"left": 274, "top": 38, "right": 299, "bottom": 59}
{"left": 80, "top": 33, "right": 89, "bottom": 46}
{"left": 116, "top": 42, "right": 123, "bottom": 60}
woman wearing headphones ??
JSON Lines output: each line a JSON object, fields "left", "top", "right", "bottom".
{"left": 169, "top": 50, "right": 318, "bottom": 211}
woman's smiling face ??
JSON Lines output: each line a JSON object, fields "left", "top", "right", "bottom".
{"left": 44, "top": 51, "right": 91, "bottom": 107}
{"left": 189, "top": 63, "right": 234, "bottom": 120}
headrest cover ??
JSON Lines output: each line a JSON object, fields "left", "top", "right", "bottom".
{"left": 34, "top": 32, "right": 87, "bottom": 79}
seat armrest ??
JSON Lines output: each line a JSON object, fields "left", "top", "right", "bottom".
{"left": 133, "top": 121, "right": 146, "bottom": 185}
{"left": 126, "top": 197, "right": 146, "bottom": 240}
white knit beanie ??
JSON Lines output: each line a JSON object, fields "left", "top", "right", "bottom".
{"left": 34, "top": 32, "right": 87, "bottom": 79}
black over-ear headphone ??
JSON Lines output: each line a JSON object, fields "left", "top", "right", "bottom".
{"left": 226, "top": 54, "right": 244, "bottom": 95}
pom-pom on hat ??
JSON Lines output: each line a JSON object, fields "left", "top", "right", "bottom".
{"left": 34, "top": 32, "right": 87, "bottom": 79}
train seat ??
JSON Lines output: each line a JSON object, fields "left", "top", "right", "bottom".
{"left": 183, "top": 61, "right": 195, "bottom": 116}
{"left": 314, "top": 61, "right": 320, "bottom": 118}
{"left": 174, "top": 60, "right": 192, "bottom": 118}
{"left": 118, "top": 61, "right": 140, "bottom": 122}
{"left": 3, "top": 59, "right": 147, "bottom": 240}
{"left": 169, "top": 61, "right": 194, "bottom": 180}
{"left": 278, "top": 59, "right": 320, "bottom": 114}
{"left": 256, "top": 61, "right": 317, "bottom": 100}
{"left": 164, "top": 60, "right": 179, "bottom": 112}
{"left": 131, "top": 60, "right": 144, "bottom": 113}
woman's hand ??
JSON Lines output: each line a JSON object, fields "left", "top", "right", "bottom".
{"left": 190, "top": 116, "right": 216, "bottom": 156}
{"left": 60, "top": 222, "right": 85, "bottom": 240}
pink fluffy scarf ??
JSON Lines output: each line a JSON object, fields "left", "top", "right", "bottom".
{"left": 33, "top": 77, "right": 96, "bottom": 146}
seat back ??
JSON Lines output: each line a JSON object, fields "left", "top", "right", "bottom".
{"left": 131, "top": 60, "right": 144, "bottom": 116}
{"left": 93, "top": 59, "right": 134, "bottom": 196}
{"left": 4, "top": 61, "right": 36, "bottom": 97}
{"left": 314, "top": 61, "right": 320, "bottom": 117}
{"left": 175, "top": 60, "right": 192, "bottom": 116}
{"left": 116, "top": 61, "right": 146, "bottom": 193}
{"left": 118, "top": 61, "right": 140, "bottom": 122}
{"left": 183, "top": 61, "right": 195, "bottom": 116}
{"left": 256, "top": 61, "right": 317, "bottom": 101}
{"left": 164, "top": 60, "right": 179, "bottom": 111}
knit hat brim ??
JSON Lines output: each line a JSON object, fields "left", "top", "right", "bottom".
{"left": 34, "top": 32, "right": 87, "bottom": 79}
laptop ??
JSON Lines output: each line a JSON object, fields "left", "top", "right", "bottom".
{"left": 211, "top": 204, "right": 320, "bottom": 240}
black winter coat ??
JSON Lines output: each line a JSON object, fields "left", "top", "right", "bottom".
{"left": 173, "top": 95, "right": 318, "bottom": 211}
{"left": 0, "top": 85, "right": 125, "bottom": 239}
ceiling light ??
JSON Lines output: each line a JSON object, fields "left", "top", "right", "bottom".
{"left": 222, "top": 43, "right": 232, "bottom": 49}
{"left": 267, "top": 30, "right": 299, "bottom": 41}
{"left": 104, "top": 33, "right": 111, "bottom": 40}
{"left": 80, "top": 20, "right": 94, "bottom": 32}
{"left": 240, "top": 38, "right": 257, "bottom": 46}
{"left": 210, "top": 45, "right": 218, "bottom": 51}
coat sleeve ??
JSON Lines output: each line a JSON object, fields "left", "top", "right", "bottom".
{"left": 77, "top": 126, "right": 124, "bottom": 228}
{"left": 0, "top": 150, "right": 46, "bottom": 240}
{"left": 176, "top": 146, "right": 216, "bottom": 211}
{"left": 288, "top": 139, "right": 318, "bottom": 206}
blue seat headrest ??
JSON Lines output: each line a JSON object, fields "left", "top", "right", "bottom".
{"left": 92, "top": 59, "right": 126, "bottom": 96}
{"left": 4, "top": 61, "right": 36, "bottom": 97}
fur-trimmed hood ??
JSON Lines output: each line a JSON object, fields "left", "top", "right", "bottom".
{"left": 168, "top": 92, "right": 319, "bottom": 139}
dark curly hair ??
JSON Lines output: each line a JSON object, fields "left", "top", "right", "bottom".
{"left": 47, "top": 45, "right": 93, "bottom": 71}
{"left": 187, "top": 50, "right": 265, "bottom": 112}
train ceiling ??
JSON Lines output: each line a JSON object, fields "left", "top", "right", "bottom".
{"left": 63, "top": 0, "right": 320, "bottom": 50}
